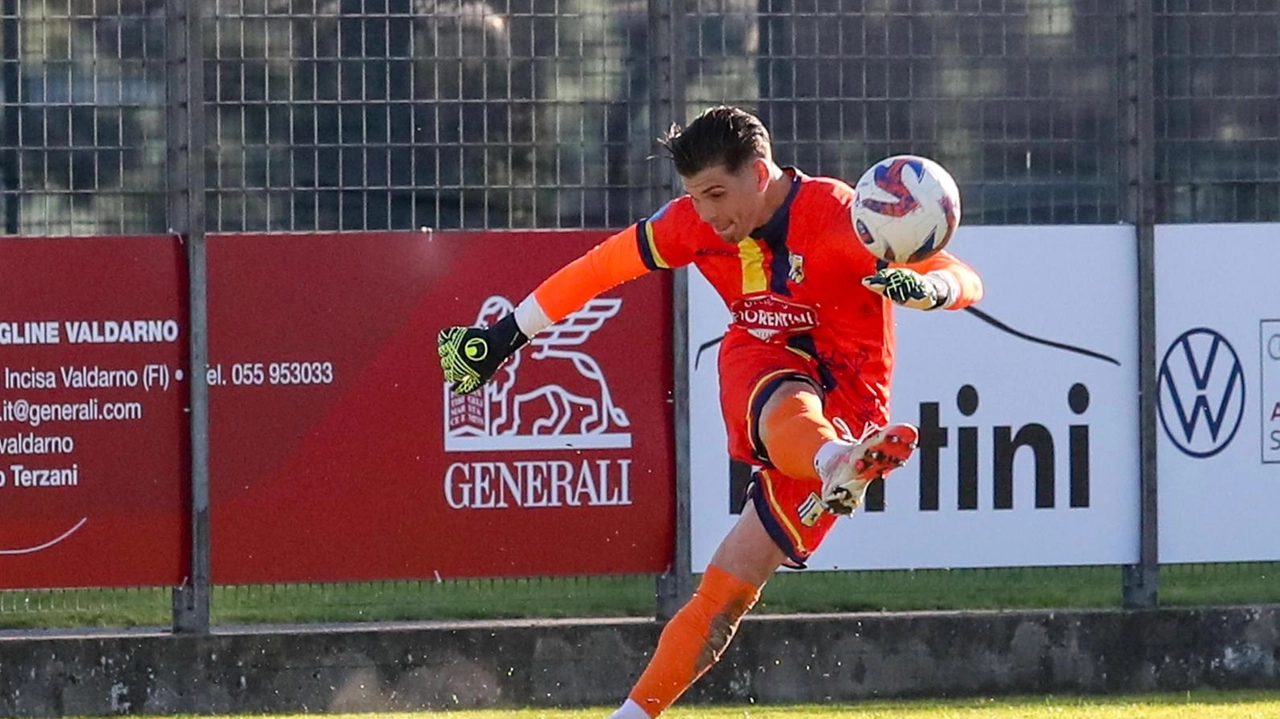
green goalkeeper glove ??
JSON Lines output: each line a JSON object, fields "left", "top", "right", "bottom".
{"left": 861, "top": 267, "right": 951, "bottom": 310}
{"left": 437, "top": 314, "right": 529, "bottom": 394}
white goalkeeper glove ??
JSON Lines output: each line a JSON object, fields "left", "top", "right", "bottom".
{"left": 861, "top": 267, "right": 951, "bottom": 310}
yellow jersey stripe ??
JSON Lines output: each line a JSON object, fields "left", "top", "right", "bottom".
{"left": 744, "top": 369, "right": 797, "bottom": 455}
{"left": 738, "top": 238, "right": 768, "bottom": 294}
{"left": 644, "top": 222, "right": 670, "bottom": 269}
{"left": 784, "top": 345, "right": 814, "bottom": 362}
{"left": 763, "top": 471, "right": 809, "bottom": 557}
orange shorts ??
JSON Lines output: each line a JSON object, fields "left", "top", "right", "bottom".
{"left": 717, "top": 329, "right": 887, "bottom": 566}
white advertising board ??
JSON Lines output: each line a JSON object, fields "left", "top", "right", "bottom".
{"left": 1156, "top": 223, "right": 1280, "bottom": 563}
{"left": 689, "top": 225, "right": 1141, "bottom": 570}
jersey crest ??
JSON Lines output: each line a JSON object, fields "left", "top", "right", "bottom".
{"left": 788, "top": 252, "right": 805, "bottom": 284}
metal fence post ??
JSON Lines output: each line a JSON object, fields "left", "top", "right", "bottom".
{"left": 2, "top": 0, "right": 19, "bottom": 234}
{"left": 652, "top": 0, "right": 692, "bottom": 621}
{"left": 1122, "top": 0, "right": 1159, "bottom": 609}
{"left": 167, "top": 0, "right": 211, "bottom": 633}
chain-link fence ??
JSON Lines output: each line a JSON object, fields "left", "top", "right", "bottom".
{"left": 1155, "top": 0, "right": 1280, "bottom": 221}
{"left": 2, "top": 0, "right": 1279, "bottom": 629}
{"left": 3, "top": 1, "right": 1276, "bottom": 236}
{"left": 687, "top": 0, "right": 1126, "bottom": 224}
{"left": 0, "top": 0, "right": 168, "bottom": 235}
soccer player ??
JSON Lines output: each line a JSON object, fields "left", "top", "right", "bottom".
{"left": 437, "top": 106, "right": 983, "bottom": 718}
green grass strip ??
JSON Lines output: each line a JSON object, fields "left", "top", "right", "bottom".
{"left": 134, "top": 690, "right": 1280, "bottom": 718}
{"left": 3, "top": 563, "right": 1278, "bottom": 628}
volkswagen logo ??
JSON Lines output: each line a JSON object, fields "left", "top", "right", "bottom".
{"left": 1158, "top": 328, "right": 1246, "bottom": 458}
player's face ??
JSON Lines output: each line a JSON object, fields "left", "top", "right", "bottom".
{"left": 681, "top": 160, "right": 768, "bottom": 243}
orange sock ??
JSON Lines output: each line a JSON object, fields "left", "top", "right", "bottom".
{"left": 627, "top": 566, "right": 761, "bottom": 717}
{"left": 759, "top": 387, "right": 839, "bottom": 481}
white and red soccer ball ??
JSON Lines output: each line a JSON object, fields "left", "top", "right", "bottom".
{"left": 851, "top": 155, "right": 961, "bottom": 264}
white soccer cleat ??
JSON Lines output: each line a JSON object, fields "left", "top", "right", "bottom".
{"left": 817, "top": 424, "right": 919, "bottom": 515}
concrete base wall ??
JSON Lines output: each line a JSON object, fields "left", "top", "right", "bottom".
{"left": 2, "top": 606, "right": 1279, "bottom": 716}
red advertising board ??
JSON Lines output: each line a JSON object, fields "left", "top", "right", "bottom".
{"left": 0, "top": 236, "right": 188, "bottom": 589}
{"left": 208, "top": 231, "right": 675, "bottom": 583}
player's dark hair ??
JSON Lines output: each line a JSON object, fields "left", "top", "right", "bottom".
{"left": 658, "top": 106, "right": 770, "bottom": 177}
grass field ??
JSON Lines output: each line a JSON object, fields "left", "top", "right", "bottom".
{"left": 3, "top": 562, "right": 1280, "bottom": 629}
{"left": 143, "top": 692, "right": 1280, "bottom": 718}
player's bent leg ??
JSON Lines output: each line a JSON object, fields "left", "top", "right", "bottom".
{"left": 755, "top": 379, "right": 919, "bottom": 515}
{"left": 756, "top": 379, "right": 841, "bottom": 482}
{"left": 608, "top": 504, "right": 783, "bottom": 719}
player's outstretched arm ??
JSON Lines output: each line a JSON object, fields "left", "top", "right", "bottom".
{"left": 862, "top": 249, "right": 983, "bottom": 311}
{"left": 437, "top": 227, "right": 655, "bottom": 394}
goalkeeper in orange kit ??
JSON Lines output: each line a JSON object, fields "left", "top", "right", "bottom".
{"left": 438, "top": 106, "right": 983, "bottom": 718}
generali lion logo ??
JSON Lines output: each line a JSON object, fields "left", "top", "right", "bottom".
{"left": 444, "top": 296, "right": 632, "bottom": 452}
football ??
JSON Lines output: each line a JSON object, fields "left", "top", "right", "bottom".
{"left": 851, "top": 155, "right": 961, "bottom": 264}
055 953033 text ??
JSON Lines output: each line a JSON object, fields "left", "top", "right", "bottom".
{"left": 210, "top": 361, "right": 335, "bottom": 387}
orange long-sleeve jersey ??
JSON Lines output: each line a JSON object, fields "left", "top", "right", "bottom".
{"left": 515, "top": 168, "right": 983, "bottom": 407}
